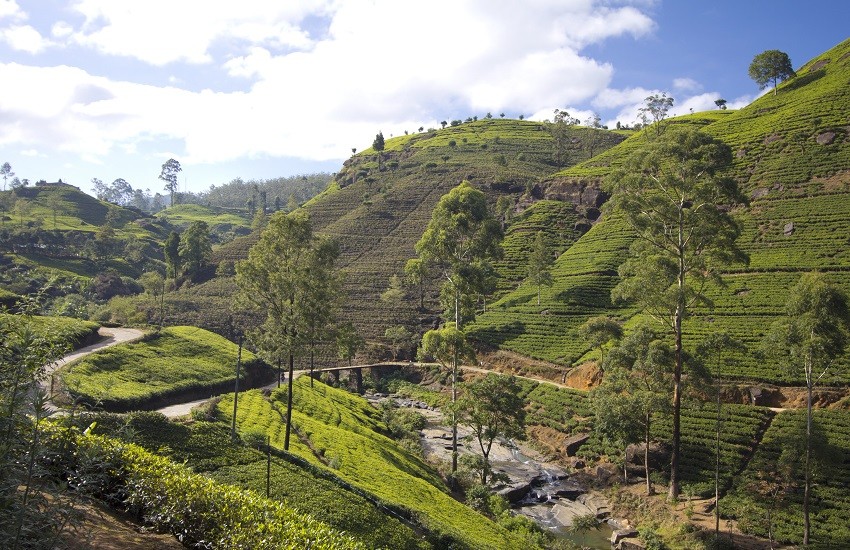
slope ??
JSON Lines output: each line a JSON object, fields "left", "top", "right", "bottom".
{"left": 470, "top": 38, "right": 850, "bottom": 386}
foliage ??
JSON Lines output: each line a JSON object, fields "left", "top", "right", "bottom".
{"left": 415, "top": 180, "right": 503, "bottom": 327}
{"left": 526, "top": 230, "right": 553, "bottom": 305}
{"left": 0, "top": 312, "right": 79, "bottom": 549}
{"left": 593, "top": 324, "right": 672, "bottom": 494}
{"left": 60, "top": 326, "right": 258, "bottom": 410}
{"left": 220, "top": 380, "right": 527, "bottom": 549}
{"left": 749, "top": 50, "right": 796, "bottom": 94}
{"left": 159, "top": 158, "right": 182, "bottom": 206}
{"left": 761, "top": 272, "right": 850, "bottom": 545}
{"left": 722, "top": 409, "right": 850, "bottom": 549}
{"left": 53, "top": 429, "right": 367, "bottom": 549}
{"left": 605, "top": 126, "right": 748, "bottom": 499}
{"left": 177, "top": 220, "right": 212, "bottom": 279}
{"left": 454, "top": 374, "right": 526, "bottom": 484}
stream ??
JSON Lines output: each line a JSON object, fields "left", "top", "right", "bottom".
{"left": 502, "top": 446, "right": 614, "bottom": 548}
{"left": 379, "top": 393, "right": 620, "bottom": 549}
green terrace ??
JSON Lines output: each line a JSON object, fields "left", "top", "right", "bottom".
{"left": 60, "top": 326, "right": 260, "bottom": 411}
{"left": 722, "top": 409, "right": 850, "bottom": 549}
{"left": 220, "top": 379, "right": 528, "bottom": 549}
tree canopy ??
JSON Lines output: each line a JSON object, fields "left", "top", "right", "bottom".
{"left": 415, "top": 180, "right": 502, "bottom": 327}
{"left": 749, "top": 50, "right": 796, "bottom": 95}
{"left": 605, "top": 126, "right": 748, "bottom": 500}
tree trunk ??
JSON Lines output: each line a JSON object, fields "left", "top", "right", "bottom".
{"left": 669, "top": 230, "right": 685, "bottom": 502}
{"left": 451, "top": 290, "right": 460, "bottom": 478}
{"left": 284, "top": 351, "right": 294, "bottom": 451}
{"left": 716, "top": 374, "right": 722, "bottom": 538}
{"left": 231, "top": 336, "right": 242, "bottom": 441}
{"left": 803, "top": 356, "right": 812, "bottom": 546}
{"left": 309, "top": 345, "right": 314, "bottom": 388}
{"left": 645, "top": 412, "right": 653, "bottom": 496}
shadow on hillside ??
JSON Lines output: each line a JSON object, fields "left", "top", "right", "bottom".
{"left": 784, "top": 69, "right": 826, "bottom": 92}
{"left": 467, "top": 321, "right": 525, "bottom": 346}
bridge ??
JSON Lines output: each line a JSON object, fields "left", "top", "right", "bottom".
{"left": 305, "top": 361, "right": 435, "bottom": 394}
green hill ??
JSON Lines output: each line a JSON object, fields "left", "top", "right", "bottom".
{"left": 469, "top": 38, "right": 850, "bottom": 385}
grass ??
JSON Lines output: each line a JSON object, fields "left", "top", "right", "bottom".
{"left": 156, "top": 203, "right": 251, "bottom": 231}
{"left": 219, "top": 379, "right": 529, "bottom": 549}
{"left": 106, "top": 413, "right": 427, "bottom": 550}
{"left": 721, "top": 409, "right": 850, "bottom": 549}
{"left": 60, "top": 326, "right": 258, "bottom": 410}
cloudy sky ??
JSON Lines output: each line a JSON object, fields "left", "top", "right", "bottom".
{"left": 0, "top": 1, "right": 847, "bottom": 196}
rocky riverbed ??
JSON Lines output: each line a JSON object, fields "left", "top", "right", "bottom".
{"left": 368, "top": 392, "right": 639, "bottom": 549}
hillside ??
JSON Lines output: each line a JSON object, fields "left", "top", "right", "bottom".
{"left": 299, "top": 119, "right": 624, "bottom": 341}
{"left": 469, "top": 37, "right": 850, "bottom": 387}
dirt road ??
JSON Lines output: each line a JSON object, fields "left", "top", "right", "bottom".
{"left": 44, "top": 327, "right": 145, "bottom": 406}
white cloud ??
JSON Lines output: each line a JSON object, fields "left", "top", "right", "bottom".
{"left": 0, "top": 0, "right": 24, "bottom": 20}
{"left": 65, "top": 0, "right": 332, "bottom": 65}
{"left": 0, "top": 1, "right": 660, "bottom": 170}
{"left": 673, "top": 77, "right": 700, "bottom": 92}
{"left": 1, "top": 24, "right": 50, "bottom": 53}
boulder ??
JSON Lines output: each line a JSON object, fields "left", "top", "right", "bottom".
{"left": 618, "top": 537, "right": 646, "bottom": 550}
{"left": 611, "top": 529, "right": 639, "bottom": 545}
{"left": 564, "top": 433, "right": 590, "bottom": 457}
{"left": 784, "top": 222, "right": 795, "bottom": 236}
{"left": 625, "top": 441, "right": 671, "bottom": 474}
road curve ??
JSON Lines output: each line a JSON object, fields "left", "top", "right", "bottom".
{"left": 44, "top": 327, "right": 146, "bottom": 405}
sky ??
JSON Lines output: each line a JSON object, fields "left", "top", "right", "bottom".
{"left": 0, "top": 0, "right": 847, "bottom": 197}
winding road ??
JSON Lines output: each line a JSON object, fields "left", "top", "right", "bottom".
{"left": 45, "top": 327, "right": 145, "bottom": 409}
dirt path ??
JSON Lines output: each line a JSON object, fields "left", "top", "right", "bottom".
{"left": 44, "top": 327, "right": 146, "bottom": 408}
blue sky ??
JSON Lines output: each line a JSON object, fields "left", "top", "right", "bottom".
{"left": 0, "top": 0, "right": 847, "bottom": 196}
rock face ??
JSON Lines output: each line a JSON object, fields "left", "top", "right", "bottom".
{"left": 540, "top": 179, "right": 609, "bottom": 208}
{"left": 625, "top": 441, "right": 672, "bottom": 475}
{"left": 564, "top": 433, "right": 590, "bottom": 457}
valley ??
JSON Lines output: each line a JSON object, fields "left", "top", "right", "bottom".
{"left": 2, "top": 36, "right": 850, "bottom": 550}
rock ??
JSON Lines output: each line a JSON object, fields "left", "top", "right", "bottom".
{"left": 625, "top": 441, "right": 671, "bottom": 474}
{"left": 564, "top": 433, "right": 590, "bottom": 457}
{"left": 578, "top": 492, "right": 611, "bottom": 518}
{"left": 618, "top": 537, "right": 646, "bottom": 550}
{"left": 551, "top": 500, "right": 597, "bottom": 527}
{"left": 595, "top": 462, "right": 620, "bottom": 484}
{"left": 816, "top": 131, "right": 836, "bottom": 145}
{"left": 497, "top": 482, "right": 532, "bottom": 504}
{"left": 611, "top": 529, "right": 639, "bottom": 545}
{"left": 784, "top": 222, "right": 795, "bottom": 236}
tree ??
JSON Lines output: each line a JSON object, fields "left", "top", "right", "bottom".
{"left": 334, "top": 321, "right": 364, "bottom": 389}
{"left": 495, "top": 196, "right": 513, "bottom": 230}
{"left": 714, "top": 98, "right": 727, "bottom": 110}
{"left": 1, "top": 162, "right": 14, "bottom": 191}
{"left": 139, "top": 271, "right": 166, "bottom": 330}
{"left": 605, "top": 127, "right": 748, "bottom": 500}
{"left": 418, "top": 323, "right": 477, "bottom": 476}
{"left": 107, "top": 178, "right": 133, "bottom": 206}
{"left": 380, "top": 274, "right": 406, "bottom": 306}
{"left": 372, "top": 132, "right": 385, "bottom": 170}
{"left": 415, "top": 181, "right": 503, "bottom": 328}
{"left": 639, "top": 93, "right": 674, "bottom": 136}
{"left": 749, "top": 50, "right": 795, "bottom": 95}
{"left": 593, "top": 324, "right": 672, "bottom": 495}
{"left": 695, "top": 331, "right": 746, "bottom": 539}
{"left": 454, "top": 374, "right": 525, "bottom": 485}
{"left": 762, "top": 273, "right": 849, "bottom": 545}
{"left": 236, "top": 211, "right": 340, "bottom": 450}
{"left": 163, "top": 231, "right": 181, "bottom": 279}
{"left": 579, "top": 316, "right": 623, "bottom": 374}
{"left": 159, "top": 158, "right": 182, "bottom": 207}
{"left": 404, "top": 258, "right": 429, "bottom": 310}
{"left": 178, "top": 221, "right": 212, "bottom": 279}
{"left": 0, "top": 312, "right": 74, "bottom": 548}
{"left": 551, "top": 109, "right": 578, "bottom": 167}
{"left": 384, "top": 325, "right": 414, "bottom": 360}
{"left": 526, "top": 231, "right": 553, "bottom": 306}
